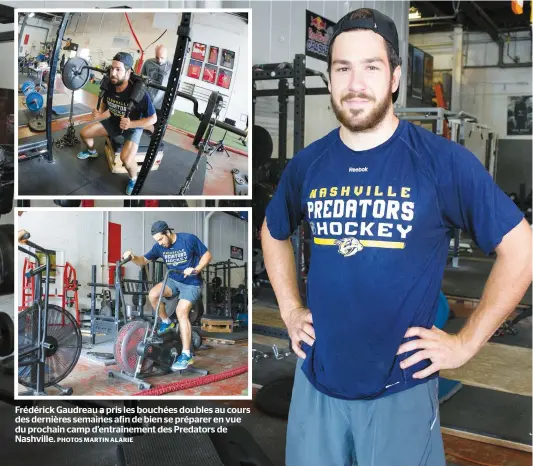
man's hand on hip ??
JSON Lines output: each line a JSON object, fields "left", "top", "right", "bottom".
{"left": 283, "top": 307, "right": 315, "bottom": 359}
{"left": 397, "top": 326, "right": 475, "bottom": 379}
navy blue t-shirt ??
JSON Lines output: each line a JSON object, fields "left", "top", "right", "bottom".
{"left": 144, "top": 233, "right": 208, "bottom": 286}
{"left": 104, "top": 82, "right": 155, "bottom": 130}
{"left": 265, "top": 119, "right": 524, "bottom": 400}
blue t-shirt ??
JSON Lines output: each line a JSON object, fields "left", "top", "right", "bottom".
{"left": 144, "top": 233, "right": 208, "bottom": 286}
{"left": 104, "top": 82, "right": 155, "bottom": 130}
{"left": 265, "top": 119, "right": 524, "bottom": 400}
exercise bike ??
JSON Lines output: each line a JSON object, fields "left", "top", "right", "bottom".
{"left": 109, "top": 256, "right": 207, "bottom": 391}
{"left": 17, "top": 232, "right": 82, "bottom": 396}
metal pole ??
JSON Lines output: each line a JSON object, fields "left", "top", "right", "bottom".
{"left": 131, "top": 13, "right": 192, "bottom": 195}
{"left": 451, "top": 25, "right": 463, "bottom": 112}
{"left": 278, "top": 79, "right": 288, "bottom": 164}
{"left": 90, "top": 265, "right": 96, "bottom": 345}
{"left": 44, "top": 13, "right": 70, "bottom": 163}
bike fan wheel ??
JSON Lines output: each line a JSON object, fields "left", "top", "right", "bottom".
{"left": 18, "top": 304, "right": 82, "bottom": 388}
{"left": 114, "top": 320, "right": 154, "bottom": 376}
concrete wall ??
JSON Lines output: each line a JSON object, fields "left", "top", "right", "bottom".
{"left": 17, "top": 210, "right": 248, "bottom": 311}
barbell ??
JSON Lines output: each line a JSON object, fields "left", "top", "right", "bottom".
{"left": 21, "top": 80, "right": 44, "bottom": 112}
{"left": 61, "top": 57, "right": 247, "bottom": 139}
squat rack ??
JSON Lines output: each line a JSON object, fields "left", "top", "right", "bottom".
{"left": 252, "top": 54, "right": 329, "bottom": 297}
{"left": 17, "top": 12, "right": 246, "bottom": 195}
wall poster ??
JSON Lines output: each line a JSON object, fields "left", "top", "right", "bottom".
{"left": 507, "top": 96, "right": 532, "bottom": 136}
{"left": 202, "top": 64, "right": 217, "bottom": 84}
{"left": 187, "top": 59, "right": 202, "bottom": 79}
{"left": 220, "top": 49, "right": 235, "bottom": 69}
{"left": 208, "top": 46, "right": 219, "bottom": 65}
{"left": 191, "top": 42, "right": 206, "bottom": 61}
{"left": 217, "top": 68, "right": 232, "bottom": 89}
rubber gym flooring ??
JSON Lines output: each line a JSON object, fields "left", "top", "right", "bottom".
{"left": 18, "top": 123, "right": 208, "bottom": 196}
{"left": 15, "top": 328, "right": 248, "bottom": 397}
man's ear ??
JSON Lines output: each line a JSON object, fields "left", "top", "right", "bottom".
{"left": 392, "top": 65, "right": 401, "bottom": 94}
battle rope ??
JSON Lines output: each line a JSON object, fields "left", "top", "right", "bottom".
{"left": 132, "top": 364, "right": 248, "bottom": 396}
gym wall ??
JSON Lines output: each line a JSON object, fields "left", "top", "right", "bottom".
{"left": 17, "top": 210, "right": 248, "bottom": 309}
{"left": 248, "top": 0, "right": 410, "bottom": 160}
{"left": 17, "top": 211, "right": 104, "bottom": 309}
{"left": 177, "top": 12, "right": 249, "bottom": 130}
{"left": 48, "top": 12, "right": 248, "bottom": 127}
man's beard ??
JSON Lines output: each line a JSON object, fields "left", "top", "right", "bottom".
{"left": 112, "top": 78, "right": 126, "bottom": 86}
{"left": 331, "top": 82, "right": 393, "bottom": 132}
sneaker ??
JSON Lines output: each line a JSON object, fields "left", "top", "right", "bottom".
{"left": 157, "top": 321, "right": 176, "bottom": 336}
{"left": 76, "top": 149, "right": 98, "bottom": 160}
{"left": 171, "top": 352, "right": 194, "bottom": 371}
{"left": 125, "top": 178, "right": 136, "bottom": 195}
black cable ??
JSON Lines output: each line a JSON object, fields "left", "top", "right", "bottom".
{"left": 144, "top": 30, "right": 167, "bottom": 52}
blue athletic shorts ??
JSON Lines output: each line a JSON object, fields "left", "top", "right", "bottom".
{"left": 166, "top": 276, "right": 202, "bottom": 304}
{"left": 286, "top": 358, "right": 445, "bottom": 466}
{"left": 100, "top": 117, "right": 143, "bottom": 145}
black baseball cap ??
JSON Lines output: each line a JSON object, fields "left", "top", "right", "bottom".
{"left": 328, "top": 8, "right": 401, "bottom": 103}
{"left": 112, "top": 52, "right": 134, "bottom": 71}
{"left": 151, "top": 220, "right": 173, "bottom": 235}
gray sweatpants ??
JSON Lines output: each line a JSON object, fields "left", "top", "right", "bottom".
{"left": 286, "top": 359, "right": 445, "bottom": 466}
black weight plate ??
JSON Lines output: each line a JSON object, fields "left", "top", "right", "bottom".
{"left": 189, "top": 298, "right": 204, "bottom": 325}
{"left": 132, "top": 293, "right": 146, "bottom": 307}
{"left": 211, "top": 276, "right": 222, "bottom": 288}
{"left": 252, "top": 183, "right": 273, "bottom": 229}
{"left": 193, "top": 91, "right": 219, "bottom": 147}
{"left": 252, "top": 125, "right": 273, "bottom": 167}
{"left": 191, "top": 329, "right": 202, "bottom": 351}
{"left": 62, "top": 56, "right": 90, "bottom": 91}
{"left": 0, "top": 311, "right": 14, "bottom": 357}
{"left": 255, "top": 376, "right": 294, "bottom": 419}
{"left": 53, "top": 200, "right": 82, "bottom": 207}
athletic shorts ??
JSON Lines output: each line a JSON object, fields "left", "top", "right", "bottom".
{"left": 100, "top": 117, "right": 143, "bottom": 145}
{"left": 166, "top": 276, "right": 202, "bottom": 304}
{"left": 286, "top": 358, "right": 445, "bottom": 466}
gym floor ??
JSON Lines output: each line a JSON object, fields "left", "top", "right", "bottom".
{"left": 17, "top": 74, "right": 248, "bottom": 196}
{"left": 15, "top": 328, "right": 249, "bottom": 398}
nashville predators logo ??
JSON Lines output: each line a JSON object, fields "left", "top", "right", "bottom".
{"left": 334, "top": 237, "right": 364, "bottom": 257}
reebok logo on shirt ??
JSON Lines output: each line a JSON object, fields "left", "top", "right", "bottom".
{"left": 349, "top": 167, "right": 368, "bottom": 173}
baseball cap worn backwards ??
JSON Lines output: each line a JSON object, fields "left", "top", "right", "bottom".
{"left": 328, "top": 8, "right": 402, "bottom": 102}
{"left": 113, "top": 52, "right": 134, "bottom": 71}
{"left": 151, "top": 221, "right": 173, "bottom": 235}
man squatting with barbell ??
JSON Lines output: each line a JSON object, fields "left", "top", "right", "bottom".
{"left": 262, "top": 8, "right": 532, "bottom": 466}
{"left": 122, "top": 221, "right": 212, "bottom": 371}
{"left": 77, "top": 52, "right": 157, "bottom": 195}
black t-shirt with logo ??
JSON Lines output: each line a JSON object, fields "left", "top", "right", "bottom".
{"left": 104, "top": 82, "right": 155, "bottom": 130}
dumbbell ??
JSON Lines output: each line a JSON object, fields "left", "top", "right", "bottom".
{"left": 21, "top": 80, "right": 44, "bottom": 112}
